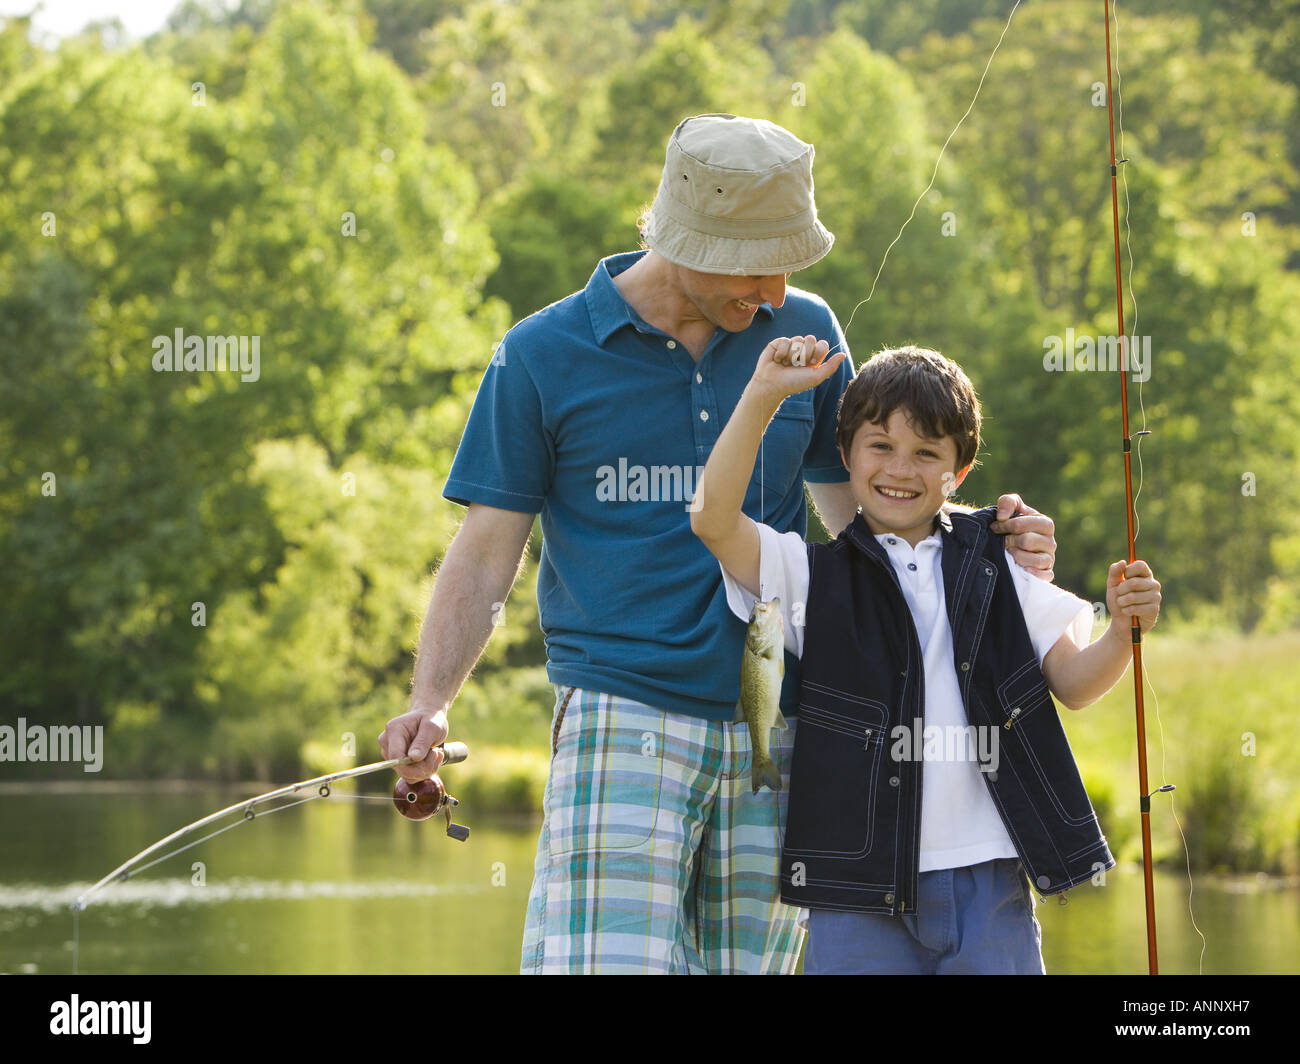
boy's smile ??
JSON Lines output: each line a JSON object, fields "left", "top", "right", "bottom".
{"left": 840, "top": 410, "right": 971, "bottom": 547}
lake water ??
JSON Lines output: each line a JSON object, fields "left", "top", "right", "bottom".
{"left": 1, "top": 786, "right": 1294, "bottom": 974}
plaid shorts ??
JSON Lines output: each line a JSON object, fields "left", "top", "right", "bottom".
{"left": 520, "top": 686, "right": 805, "bottom": 974}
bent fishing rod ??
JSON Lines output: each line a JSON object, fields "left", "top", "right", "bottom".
{"left": 72, "top": 742, "right": 471, "bottom": 913}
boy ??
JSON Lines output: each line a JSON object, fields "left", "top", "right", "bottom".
{"left": 690, "top": 336, "right": 1161, "bottom": 974}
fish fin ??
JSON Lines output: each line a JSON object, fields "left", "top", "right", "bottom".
{"left": 774, "top": 707, "right": 789, "bottom": 731}
{"left": 753, "top": 758, "right": 783, "bottom": 794}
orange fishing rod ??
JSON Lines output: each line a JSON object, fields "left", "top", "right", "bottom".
{"left": 1103, "top": 0, "right": 1166, "bottom": 975}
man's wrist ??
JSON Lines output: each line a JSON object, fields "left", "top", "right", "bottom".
{"left": 409, "top": 696, "right": 450, "bottom": 718}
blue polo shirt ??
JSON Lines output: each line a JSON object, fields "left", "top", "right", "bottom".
{"left": 443, "top": 250, "right": 854, "bottom": 721}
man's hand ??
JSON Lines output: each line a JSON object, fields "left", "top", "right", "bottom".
{"left": 990, "top": 494, "right": 1056, "bottom": 581}
{"left": 379, "top": 702, "right": 449, "bottom": 782}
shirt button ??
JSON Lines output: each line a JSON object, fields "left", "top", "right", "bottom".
{"left": 887, "top": 537, "right": 896, "bottom": 545}
{"left": 699, "top": 410, "right": 709, "bottom": 422}
{"left": 666, "top": 340, "right": 677, "bottom": 349}
{"left": 696, "top": 373, "right": 702, "bottom": 383}
{"left": 907, "top": 562, "right": 917, "bottom": 571}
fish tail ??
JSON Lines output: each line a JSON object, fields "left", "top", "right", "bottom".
{"left": 752, "top": 756, "right": 783, "bottom": 794}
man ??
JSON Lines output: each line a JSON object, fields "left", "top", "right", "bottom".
{"left": 379, "top": 114, "right": 1058, "bottom": 973}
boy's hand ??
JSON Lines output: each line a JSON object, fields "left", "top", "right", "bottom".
{"left": 747, "top": 335, "right": 845, "bottom": 408}
{"left": 1105, "top": 560, "right": 1161, "bottom": 634}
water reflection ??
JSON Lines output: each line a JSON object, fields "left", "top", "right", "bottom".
{"left": 0, "top": 789, "right": 1294, "bottom": 974}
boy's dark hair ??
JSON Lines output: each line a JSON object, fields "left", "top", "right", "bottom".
{"left": 836, "top": 345, "right": 982, "bottom": 471}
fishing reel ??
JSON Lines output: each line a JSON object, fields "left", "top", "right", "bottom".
{"left": 392, "top": 741, "right": 470, "bottom": 841}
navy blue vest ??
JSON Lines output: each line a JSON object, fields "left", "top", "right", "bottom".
{"left": 780, "top": 506, "right": 1114, "bottom": 914}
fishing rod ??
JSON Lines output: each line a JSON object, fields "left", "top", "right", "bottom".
{"left": 1102, "top": 0, "right": 1171, "bottom": 976}
{"left": 72, "top": 742, "right": 471, "bottom": 913}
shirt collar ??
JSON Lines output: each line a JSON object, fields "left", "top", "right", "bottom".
{"left": 875, "top": 529, "right": 942, "bottom": 552}
{"left": 585, "top": 250, "right": 776, "bottom": 346}
{"left": 871, "top": 508, "right": 952, "bottom": 551}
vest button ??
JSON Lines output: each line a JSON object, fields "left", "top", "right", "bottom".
{"left": 1036, "top": 875, "right": 1051, "bottom": 889}
{"left": 984, "top": 566, "right": 994, "bottom": 576}
{"left": 884, "top": 893, "right": 895, "bottom": 904}
{"left": 889, "top": 775, "right": 900, "bottom": 786}
{"left": 960, "top": 661, "right": 970, "bottom": 671}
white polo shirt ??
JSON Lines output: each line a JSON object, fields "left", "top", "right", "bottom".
{"left": 720, "top": 520, "right": 1093, "bottom": 873}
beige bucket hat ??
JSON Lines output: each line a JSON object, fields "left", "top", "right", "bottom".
{"left": 642, "top": 113, "right": 834, "bottom": 276}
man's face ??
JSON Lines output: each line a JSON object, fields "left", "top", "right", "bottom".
{"left": 839, "top": 410, "right": 971, "bottom": 546}
{"left": 671, "top": 264, "right": 789, "bottom": 331}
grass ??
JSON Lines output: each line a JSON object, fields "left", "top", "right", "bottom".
{"left": 1062, "top": 626, "right": 1300, "bottom": 875}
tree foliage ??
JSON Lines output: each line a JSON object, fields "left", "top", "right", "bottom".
{"left": 1, "top": 0, "right": 1296, "bottom": 776}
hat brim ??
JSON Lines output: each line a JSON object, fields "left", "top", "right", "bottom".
{"left": 644, "top": 218, "right": 835, "bottom": 276}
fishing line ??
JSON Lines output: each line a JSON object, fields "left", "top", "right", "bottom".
{"left": 760, "top": 420, "right": 766, "bottom": 600}
{"left": 1145, "top": 671, "right": 1207, "bottom": 973}
{"left": 69, "top": 749, "right": 469, "bottom": 973}
{"left": 325, "top": 792, "right": 398, "bottom": 801}
{"left": 68, "top": 788, "right": 394, "bottom": 972}
{"left": 80, "top": 788, "right": 390, "bottom": 892}
{"left": 828, "top": 0, "right": 1024, "bottom": 355}
{"left": 1116, "top": 7, "right": 1145, "bottom": 548}
{"left": 70, "top": 794, "right": 313, "bottom": 973}
{"left": 1109, "top": 0, "right": 1205, "bottom": 975}
{"left": 761, "top": 3, "right": 1024, "bottom": 571}
{"left": 124, "top": 794, "right": 319, "bottom": 881}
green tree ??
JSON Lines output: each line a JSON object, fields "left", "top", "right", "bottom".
{"left": 0, "top": 2, "right": 511, "bottom": 776}
{"left": 905, "top": 2, "right": 1300, "bottom": 626}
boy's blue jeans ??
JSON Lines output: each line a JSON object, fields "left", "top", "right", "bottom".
{"left": 804, "top": 858, "right": 1045, "bottom": 974}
